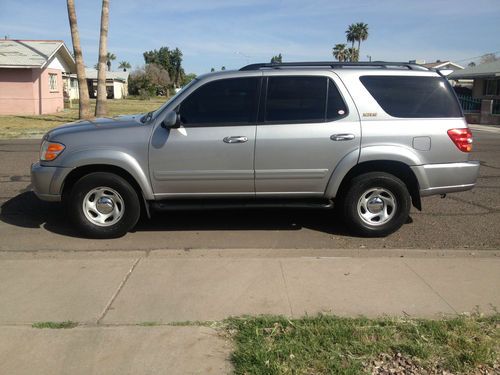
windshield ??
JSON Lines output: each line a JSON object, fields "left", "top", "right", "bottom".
{"left": 149, "top": 78, "right": 199, "bottom": 121}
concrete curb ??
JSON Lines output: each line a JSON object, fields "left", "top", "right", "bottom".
{"left": 1, "top": 248, "right": 499, "bottom": 259}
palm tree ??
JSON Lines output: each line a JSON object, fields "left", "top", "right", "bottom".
{"left": 95, "top": 0, "right": 110, "bottom": 117}
{"left": 345, "top": 24, "right": 357, "bottom": 61}
{"left": 270, "top": 53, "right": 283, "bottom": 63}
{"left": 118, "top": 61, "right": 131, "bottom": 71}
{"left": 66, "top": 0, "right": 91, "bottom": 119}
{"left": 354, "top": 22, "right": 369, "bottom": 59}
{"left": 106, "top": 52, "right": 116, "bottom": 72}
{"left": 332, "top": 44, "right": 347, "bottom": 62}
{"left": 346, "top": 48, "right": 358, "bottom": 63}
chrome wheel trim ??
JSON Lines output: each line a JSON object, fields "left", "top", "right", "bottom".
{"left": 357, "top": 187, "right": 397, "bottom": 227}
{"left": 82, "top": 187, "right": 125, "bottom": 227}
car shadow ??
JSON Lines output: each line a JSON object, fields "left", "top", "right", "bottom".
{"left": 0, "top": 191, "right": 354, "bottom": 238}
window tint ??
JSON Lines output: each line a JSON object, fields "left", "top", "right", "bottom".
{"left": 265, "top": 76, "right": 326, "bottom": 122}
{"left": 360, "top": 76, "right": 462, "bottom": 118}
{"left": 179, "top": 77, "right": 259, "bottom": 126}
{"left": 327, "top": 79, "right": 348, "bottom": 120}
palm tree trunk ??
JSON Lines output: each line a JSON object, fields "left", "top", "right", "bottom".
{"left": 95, "top": 0, "right": 110, "bottom": 117}
{"left": 66, "top": 0, "right": 91, "bottom": 119}
{"left": 357, "top": 40, "right": 361, "bottom": 62}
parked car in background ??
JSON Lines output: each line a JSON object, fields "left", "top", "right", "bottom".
{"left": 31, "top": 61, "right": 479, "bottom": 238}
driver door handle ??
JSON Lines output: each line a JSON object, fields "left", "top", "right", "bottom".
{"left": 223, "top": 136, "right": 248, "bottom": 144}
{"left": 330, "top": 133, "right": 355, "bottom": 141}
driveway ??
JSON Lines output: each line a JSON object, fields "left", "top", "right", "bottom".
{"left": 0, "top": 127, "right": 499, "bottom": 252}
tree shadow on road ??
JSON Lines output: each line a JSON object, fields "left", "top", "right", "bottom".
{"left": 0, "top": 192, "right": 353, "bottom": 239}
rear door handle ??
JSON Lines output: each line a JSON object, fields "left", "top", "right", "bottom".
{"left": 223, "top": 136, "right": 248, "bottom": 144}
{"left": 330, "top": 134, "right": 355, "bottom": 141}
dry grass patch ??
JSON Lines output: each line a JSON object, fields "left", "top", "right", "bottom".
{"left": 0, "top": 97, "right": 166, "bottom": 139}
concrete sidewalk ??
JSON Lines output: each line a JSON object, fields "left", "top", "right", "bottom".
{"left": 0, "top": 249, "right": 499, "bottom": 374}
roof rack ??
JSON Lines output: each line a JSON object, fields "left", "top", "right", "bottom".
{"left": 239, "top": 61, "right": 430, "bottom": 71}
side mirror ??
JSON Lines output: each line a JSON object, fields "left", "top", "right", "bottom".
{"left": 161, "top": 111, "right": 180, "bottom": 129}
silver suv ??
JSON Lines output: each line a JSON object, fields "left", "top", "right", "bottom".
{"left": 31, "top": 61, "right": 480, "bottom": 238}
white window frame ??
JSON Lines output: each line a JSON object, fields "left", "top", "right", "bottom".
{"left": 49, "top": 73, "right": 58, "bottom": 92}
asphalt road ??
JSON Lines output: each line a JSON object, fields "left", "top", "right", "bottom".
{"left": 0, "top": 128, "right": 499, "bottom": 252}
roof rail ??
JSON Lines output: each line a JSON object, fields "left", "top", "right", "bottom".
{"left": 239, "top": 61, "right": 429, "bottom": 71}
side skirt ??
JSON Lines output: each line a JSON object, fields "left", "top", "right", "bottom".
{"left": 149, "top": 198, "right": 334, "bottom": 212}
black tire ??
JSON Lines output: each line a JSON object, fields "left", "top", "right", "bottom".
{"left": 341, "top": 172, "right": 411, "bottom": 237}
{"left": 67, "top": 172, "right": 141, "bottom": 238}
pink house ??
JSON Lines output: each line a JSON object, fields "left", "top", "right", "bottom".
{"left": 0, "top": 40, "right": 76, "bottom": 115}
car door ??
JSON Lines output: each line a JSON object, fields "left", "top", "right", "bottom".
{"left": 255, "top": 73, "right": 361, "bottom": 196}
{"left": 149, "top": 76, "right": 261, "bottom": 197}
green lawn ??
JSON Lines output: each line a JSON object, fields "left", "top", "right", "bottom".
{"left": 0, "top": 97, "right": 166, "bottom": 139}
{"left": 227, "top": 314, "right": 500, "bottom": 374}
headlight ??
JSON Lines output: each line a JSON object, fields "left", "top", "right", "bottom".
{"left": 40, "top": 140, "right": 65, "bottom": 161}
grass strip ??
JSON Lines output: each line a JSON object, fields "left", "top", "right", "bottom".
{"left": 32, "top": 321, "right": 78, "bottom": 329}
{"left": 226, "top": 314, "right": 499, "bottom": 374}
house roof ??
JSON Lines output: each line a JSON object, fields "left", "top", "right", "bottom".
{"left": 0, "top": 39, "right": 75, "bottom": 72}
{"left": 421, "top": 60, "right": 464, "bottom": 70}
{"left": 84, "top": 69, "right": 129, "bottom": 81}
{"left": 449, "top": 60, "right": 500, "bottom": 79}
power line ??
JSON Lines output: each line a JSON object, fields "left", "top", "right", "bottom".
{"left": 454, "top": 51, "right": 500, "bottom": 63}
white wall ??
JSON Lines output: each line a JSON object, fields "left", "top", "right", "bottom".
{"left": 47, "top": 53, "right": 72, "bottom": 73}
{"left": 113, "top": 81, "right": 124, "bottom": 99}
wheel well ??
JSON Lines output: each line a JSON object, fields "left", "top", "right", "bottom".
{"left": 61, "top": 165, "right": 146, "bottom": 209}
{"left": 336, "top": 160, "right": 422, "bottom": 210}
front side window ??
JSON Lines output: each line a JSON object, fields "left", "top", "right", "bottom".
{"left": 179, "top": 77, "right": 259, "bottom": 126}
{"left": 360, "top": 76, "right": 462, "bottom": 118}
{"left": 49, "top": 73, "right": 58, "bottom": 92}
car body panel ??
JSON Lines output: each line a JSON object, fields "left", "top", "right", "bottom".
{"left": 149, "top": 124, "right": 256, "bottom": 197}
{"left": 40, "top": 115, "right": 154, "bottom": 199}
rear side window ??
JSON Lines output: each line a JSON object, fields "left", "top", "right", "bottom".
{"left": 265, "top": 76, "right": 348, "bottom": 123}
{"left": 327, "top": 79, "right": 348, "bottom": 120}
{"left": 360, "top": 76, "right": 462, "bottom": 118}
{"left": 179, "top": 77, "right": 259, "bottom": 126}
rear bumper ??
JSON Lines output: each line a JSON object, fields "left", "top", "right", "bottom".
{"left": 411, "top": 161, "right": 480, "bottom": 197}
{"left": 30, "top": 162, "right": 72, "bottom": 202}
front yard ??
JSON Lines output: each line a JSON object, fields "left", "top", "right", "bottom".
{"left": 0, "top": 98, "right": 166, "bottom": 139}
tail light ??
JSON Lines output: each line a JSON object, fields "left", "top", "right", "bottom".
{"left": 447, "top": 128, "right": 473, "bottom": 152}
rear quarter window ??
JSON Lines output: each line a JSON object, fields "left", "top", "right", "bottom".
{"left": 359, "top": 76, "right": 462, "bottom": 118}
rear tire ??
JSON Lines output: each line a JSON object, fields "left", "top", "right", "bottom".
{"left": 67, "top": 172, "right": 141, "bottom": 238}
{"left": 341, "top": 172, "right": 411, "bottom": 237}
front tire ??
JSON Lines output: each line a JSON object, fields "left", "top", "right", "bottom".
{"left": 341, "top": 172, "right": 411, "bottom": 237}
{"left": 67, "top": 172, "right": 141, "bottom": 238}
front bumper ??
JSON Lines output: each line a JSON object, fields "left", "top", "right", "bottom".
{"left": 31, "top": 162, "right": 73, "bottom": 202}
{"left": 411, "top": 161, "right": 480, "bottom": 197}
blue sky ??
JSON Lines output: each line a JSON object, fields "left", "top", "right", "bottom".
{"left": 1, "top": 0, "right": 499, "bottom": 75}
